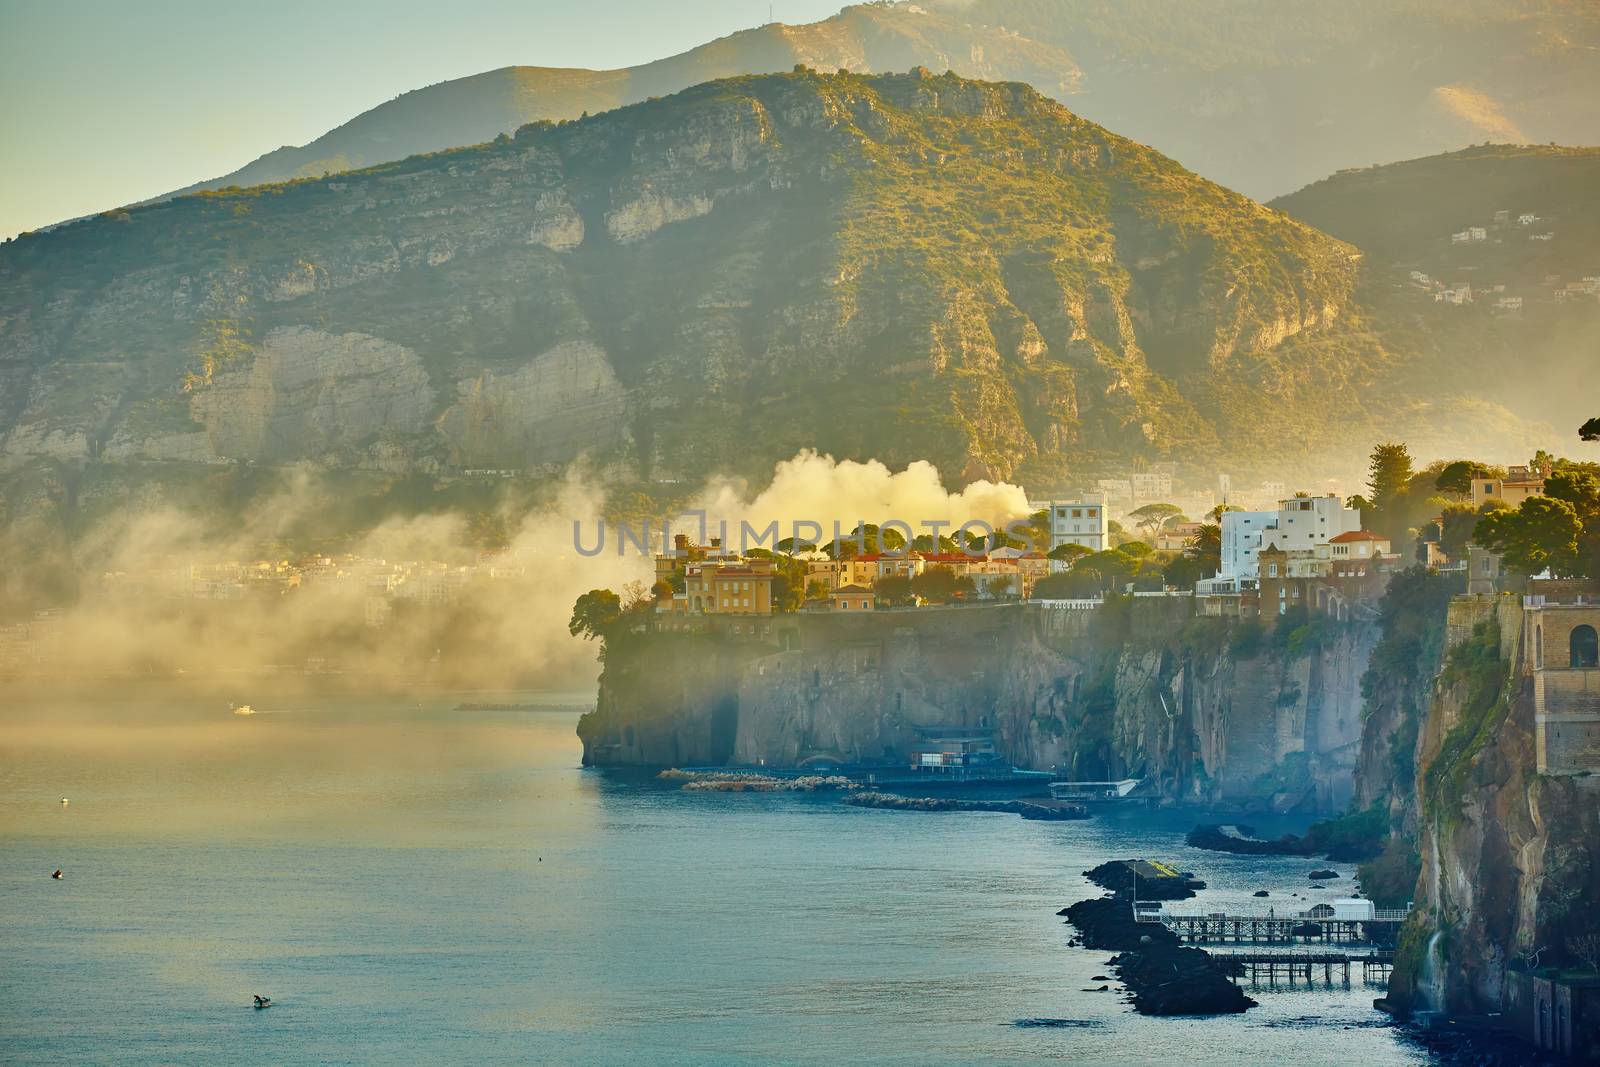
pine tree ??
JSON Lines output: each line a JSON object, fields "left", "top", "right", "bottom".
{"left": 1367, "top": 442, "right": 1414, "bottom": 514}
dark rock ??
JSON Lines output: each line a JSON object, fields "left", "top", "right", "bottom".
{"left": 1084, "top": 860, "right": 1204, "bottom": 899}
{"left": 1253, "top": 890, "right": 1270, "bottom": 897}
{"left": 843, "top": 792, "right": 1089, "bottom": 820}
{"left": 1186, "top": 824, "right": 1314, "bottom": 857}
{"left": 1061, "top": 895, "right": 1256, "bottom": 1016}
{"left": 1308, "top": 869, "right": 1339, "bottom": 880}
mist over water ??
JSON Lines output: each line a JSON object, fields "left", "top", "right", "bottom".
{"left": 1, "top": 691, "right": 1429, "bottom": 1065}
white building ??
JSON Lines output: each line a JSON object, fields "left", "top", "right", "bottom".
{"left": 1518, "top": 213, "right": 1540, "bottom": 226}
{"left": 1195, "top": 495, "right": 1362, "bottom": 595}
{"left": 1041, "top": 500, "right": 1109, "bottom": 569}
{"left": 1468, "top": 226, "right": 1488, "bottom": 241}
{"left": 1130, "top": 471, "right": 1173, "bottom": 500}
{"left": 1096, "top": 479, "right": 1133, "bottom": 504}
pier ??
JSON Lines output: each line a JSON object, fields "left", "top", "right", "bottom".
{"left": 1213, "top": 948, "right": 1396, "bottom": 985}
{"left": 1135, "top": 905, "right": 1410, "bottom": 945}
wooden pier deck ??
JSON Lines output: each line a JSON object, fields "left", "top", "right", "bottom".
{"left": 1212, "top": 948, "right": 1396, "bottom": 985}
{"left": 1136, "top": 909, "right": 1408, "bottom": 945}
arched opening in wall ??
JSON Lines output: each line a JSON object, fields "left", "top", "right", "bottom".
{"left": 1537, "top": 624, "right": 1544, "bottom": 669}
{"left": 1572, "top": 625, "right": 1599, "bottom": 668}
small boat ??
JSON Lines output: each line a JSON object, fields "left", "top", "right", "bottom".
{"left": 253, "top": 995, "right": 272, "bottom": 1009}
{"left": 51, "top": 869, "right": 63, "bottom": 880}
{"left": 231, "top": 704, "right": 255, "bottom": 717}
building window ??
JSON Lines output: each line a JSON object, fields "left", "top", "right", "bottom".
{"left": 1572, "top": 625, "right": 1599, "bottom": 668}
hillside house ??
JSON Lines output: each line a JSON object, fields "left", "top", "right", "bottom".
{"left": 829, "top": 584, "right": 875, "bottom": 612}
{"left": 1471, "top": 466, "right": 1546, "bottom": 509}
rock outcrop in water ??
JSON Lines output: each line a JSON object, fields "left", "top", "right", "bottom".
{"left": 841, "top": 792, "right": 1086, "bottom": 820}
{"left": 579, "top": 598, "right": 1376, "bottom": 809}
{"left": 1063, "top": 894, "right": 1255, "bottom": 1016}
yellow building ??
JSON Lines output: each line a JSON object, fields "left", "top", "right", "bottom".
{"left": 684, "top": 559, "right": 775, "bottom": 615}
{"left": 1472, "top": 466, "right": 1546, "bottom": 509}
{"left": 829, "top": 584, "right": 875, "bottom": 612}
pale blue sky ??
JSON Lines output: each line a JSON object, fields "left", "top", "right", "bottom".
{"left": 0, "top": 0, "right": 845, "bottom": 238}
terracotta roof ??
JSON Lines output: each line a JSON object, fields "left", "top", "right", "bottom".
{"left": 833, "top": 584, "right": 873, "bottom": 594}
{"left": 1329, "top": 531, "right": 1388, "bottom": 543}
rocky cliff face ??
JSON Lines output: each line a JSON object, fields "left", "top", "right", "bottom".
{"left": 579, "top": 599, "right": 1374, "bottom": 810}
{"left": 1386, "top": 595, "right": 1600, "bottom": 1016}
{"left": 1, "top": 69, "right": 1364, "bottom": 487}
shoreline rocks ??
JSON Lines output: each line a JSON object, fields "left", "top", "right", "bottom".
{"left": 1061, "top": 895, "right": 1256, "bottom": 1016}
{"left": 842, "top": 792, "right": 1089, "bottom": 820}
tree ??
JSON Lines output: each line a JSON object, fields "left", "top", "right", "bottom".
{"left": 650, "top": 579, "right": 674, "bottom": 603}
{"left": 910, "top": 566, "right": 974, "bottom": 604}
{"left": 1474, "top": 496, "right": 1584, "bottom": 576}
{"left": 1162, "top": 553, "right": 1202, "bottom": 589}
{"left": 1582, "top": 418, "right": 1600, "bottom": 442}
{"left": 1368, "top": 442, "right": 1415, "bottom": 513}
{"left": 1070, "top": 550, "right": 1136, "bottom": 595}
{"left": 1129, "top": 502, "right": 1183, "bottom": 537}
{"left": 1437, "top": 504, "right": 1481, "bottom": 561}
{"left": 1032, "top": 569, "right": 1101, "bottom": 599}
{"left": 568, "top": 589, "right": 622, "bottom": 640}
{"left": 1188, "top": 523, "right": 1222, "bottom": 578}
{"left": 1433, "top": 460, "right": 1497, "bottom": 497}
{"left": 874, "top": 573, "right": 914, "bottom": 606}
{"left": 1569, "top": 932, "right": 1600, "bottom": 975}
{"left": 1116, "top": 540, "right": 1153, "bottom": 560}
{"left": 1207, "top": 503, "right": 1242, "bottom": 523}
{"left": 1048, "top": 542, "right": 1092, "bottom": 564}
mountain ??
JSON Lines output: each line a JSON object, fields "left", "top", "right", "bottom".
{"left": 1271, "top": 145, "right": 1600, "bottom": 434}
{"left": 1271, "top": 144, "right": 1600, "bottom": 273}
{"left": 2, "top": 70, "right": 1375, "bottom": 488}
{"left": 163, "top": 4, "right": 1080, "bottom": 200}
{"left": 158, "top": 1, "right": 1600, "bottom": 209}
{"left": 933, "top": 0, "right": 1600, "bottom": 200}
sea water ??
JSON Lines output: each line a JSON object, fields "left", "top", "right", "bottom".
{"left": 0, "top": 688, "right": 1428, "bottom": 1065}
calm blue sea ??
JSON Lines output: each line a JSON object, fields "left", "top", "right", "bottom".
{"left": 0, "top": 689, "right": 1429, "bottom": 1065}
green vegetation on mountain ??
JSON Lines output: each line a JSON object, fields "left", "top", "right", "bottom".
{"left": 1271, "top": 145, "right": 1600, "bottom": 275}
{"left": 1270, "top": 145, "right": 1600, "bottom": 442}
{"left": 1, "top": 70, "right": 1374, "bottom": 489}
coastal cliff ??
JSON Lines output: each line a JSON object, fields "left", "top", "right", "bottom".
{"left": 578, "top": 598, "right": 1375, "bottom": 810}
{"left": 1385, "top": 595, "right": 1600, "bottom": 1018}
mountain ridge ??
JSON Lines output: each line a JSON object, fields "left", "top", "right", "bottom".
{"left": 128, "top": 0, "right": 1600, "bottom": 216}
{"left": 1, "top": 69, "right": 1371, "bottom": 488}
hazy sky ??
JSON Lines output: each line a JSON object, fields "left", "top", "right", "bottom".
{"left": 0, "top": 0, "right": 845, "bottom": 239}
